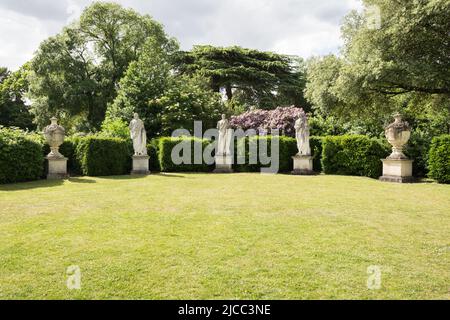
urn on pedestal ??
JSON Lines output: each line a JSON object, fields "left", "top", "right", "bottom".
{"left": 43, "top": 117, "right": 68, "bottom": 179}
{"left": 379, "top": 113, "right": 414, "bottom": 183}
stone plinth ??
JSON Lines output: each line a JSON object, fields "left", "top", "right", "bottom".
{"left": 131, "top": 155, "right": 150, "bottom": 175}
{"left": 379, "top": 159, "right": 414, "bottom": 183}
{"left": 214, "top": 155, "right": 233, "bottom": 173}
{"left": 292, "top": 155, "right": 314, "bottom": 175}
{"left": 46, "top": 156, "right": 68, "bottom": 180}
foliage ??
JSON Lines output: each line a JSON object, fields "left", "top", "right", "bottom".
{"left": 321, "top": 135, "right": 390, "bottom": 179}
{"left": 75, "top": 136, "right": 131, "bottom": 176}
{"left": 100, "top": 118, "right": 130, "bottom": 140}
{"left": 176, "top": 45, "right": 309, "bottom": 110}
{"left": 0, "top": 65, "right": 35, "bottom": 130}
{"left": 0, "top": 127, "right": 43, "bottom": 184}
{"left": 158, "top": 137, "right": 213, "bottom": 172}
{"left": 230, "top": 106, "right": 305, "bottom": 137}
{"left": 428, "top": 135, "right": 450, "bottom": 184}
{"left": 148, "top": 138, "right": 161, "bottom": 172}
{"left": 29, "top": 2, "right": 177, "bottom": 130}
{"left": 305, "top": 0, "right": 450, "bottom": 119}
{"left": 107, "top": 58, "right": 224, "bottom": 138}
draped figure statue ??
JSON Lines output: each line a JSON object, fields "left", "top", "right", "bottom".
{"left": 217, "top": 114, "right": 232, "bottom": 156}
{"left": 294, "top": 113, "right": 311, "bottom": 156}
{"left": 129, "top": 113, "right": 147, "bottom": 156}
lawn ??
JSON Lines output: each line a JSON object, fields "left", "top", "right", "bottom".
{"left": 0, "top": 173, "right": 449, "bottom": 300}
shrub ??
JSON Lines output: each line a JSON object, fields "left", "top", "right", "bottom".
{"left": 428, "top": 135, "right": 450, "bottom": 183}
{"left": 148, "top": 138, "right": 161, "bottom": 172}
{"left": 75, "top": 136, "right": 132, "bottom": 176}
{"left": 233, "top": 135, "right": 323, "bottom": 173}
{"left": 405, "top": 131, "right": 431, "bottom": 177}
{"left": 0, "top": 127, "right": 44, "bottom": 184}
{"left": 321, "top": 135, "right": 389, "bottom": 179}
{"left": 230, "top": 106, "right": 305, "bottom": 136}
{"left": 159, "top": 137, "right": 213, "bottom": 172}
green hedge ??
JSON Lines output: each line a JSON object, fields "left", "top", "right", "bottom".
{"left": 159, "top": 137, "right": 213, "bottom": 172}
{"left": 428, "top": 135, "right": 450, "bottom": 184}
{"left": 233, "top": 135, "right": 322, "bottom": 173}
{"left": 321, "top": 135, "right": 389, "bottom": 179}
{"left": 75, "top": 136, "right": 132, "bottom": 176}
{"left": 148, "top": 138, "right": 161, "bottom": 172}
{"left": 0, "top": 127, "right": 44, "bottom": 184}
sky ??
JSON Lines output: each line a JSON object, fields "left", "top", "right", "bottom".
{"left": 0, "top": 0, "right": 363, "bottom": 71}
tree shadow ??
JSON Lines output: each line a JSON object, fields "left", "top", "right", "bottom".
{"left": 68, "top": 177, "right": 97, "bottom": 184}
{"left": 0, "top": 179, "right": 64, "bottom": 191}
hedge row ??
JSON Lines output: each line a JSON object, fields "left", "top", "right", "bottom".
{"left": 2, "top": 129, "right": 449, "bottom": 184}
{"left": 0, "top": 127, "right": 44, "bottom": 184}
{"left": 158, "top": 137, "right": 214, "bottom": 172}
{"left": 321, "top": 135, "right": 390, "bottom": 179}
{"left": 428, "top": 135, "right": 450, "bottom": 184}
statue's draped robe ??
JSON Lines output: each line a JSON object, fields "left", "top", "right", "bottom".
{"left": 217, "top": 119, "right": 231, "bottom": 156}
{"left": 130, "top": 119, "right": 147, "bottom": 156}
{"left": 295, "top": 118, "right": 311, "bottom": 156}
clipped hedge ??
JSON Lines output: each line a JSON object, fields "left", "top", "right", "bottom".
{"left": 75, "top": 136, "right": 132, "bottom": 176}
{"left": 159, "top": 137, "right": 213, "bottom": 172}
{"left": 0, "top": 127, "right": 44, "bottom": 184}
{"left": 234, "top": 135, "right": 323, "bottom": 173}
{"left": 321, "top": 135, "right": 389, "bottom": 179}
{"left": 428, "top": 135, "right": 450, "bottom": 184}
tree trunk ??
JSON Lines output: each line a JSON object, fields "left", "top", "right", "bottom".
{"left": 226, "top": 84, "right": 233, "bottom": 101}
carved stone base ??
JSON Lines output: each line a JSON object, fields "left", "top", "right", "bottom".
{"left": 379, "top": 159, "right": 414, "bottom": 183}
{"left": 131, "top": 155, "right": 150, "bottom": 175}
{"left": 214, "top": 155, "right": 233, "bottom": 173}
{"left": 46, "top": 156, "right": 68, "bottom": 180}
{"left": 292, "top": 155, "right": 314, "bottom": 175}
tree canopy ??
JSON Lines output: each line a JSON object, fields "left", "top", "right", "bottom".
{"left": 29, "top": 1, "right": 177, "bottom": 131}
{"left": 305, "top": 0, "right": 450, "bottom": 119}
{"left": 0, "top": 65, "right": 34, "bottom": 130}
{"left": 176, "top": 45, "right": 309, "bottom": 110}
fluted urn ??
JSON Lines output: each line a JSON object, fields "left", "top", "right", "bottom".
{"left": 44, "top": 117, "right": 66, "bottom": 159}
{"left": 385, "top": 113, "right": 411, "bottom": 160}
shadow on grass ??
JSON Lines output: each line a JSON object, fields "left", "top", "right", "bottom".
{"left": 0, "top": 179, "right": 64, "bottom": 191}
{"left": 68, "top": 177, "right": 96, "bottom": 184}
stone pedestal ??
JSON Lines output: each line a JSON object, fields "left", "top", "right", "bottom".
{"left": 46, "top": 156, "right": 68, "bottom": 180}
{"left": 131, "top": 155, "right": 150, "bottom": 175}
{"left": 214, "top": 155, "right": 233, "bottom": 173}
{"left": 380, "top": 159, "right": 414, "bottom": 183}
{"left": 292, "top": 155, "right": 314, "bottom": 175}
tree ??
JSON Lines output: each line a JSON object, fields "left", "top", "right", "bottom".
{"left": 0, "top": 65, "right": 35, "bottom": 130}
{"left": 305, "top": 0, "right": 450, "bottom": 118}
{"left": 175, "top": 46, "right": 309, "bottom": 110}
{"left": 29, "top": 1, "right": 177, "bottom": 131}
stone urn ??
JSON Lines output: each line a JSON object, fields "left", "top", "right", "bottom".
{"left": 44, "top": 117, "right": 66, "bottom": 159}
{"left": 385, "top": 113, "right": 411, "bottom": 160}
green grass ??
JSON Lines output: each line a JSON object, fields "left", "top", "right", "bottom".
{"left": 0, "top": 173, "right": 449, "bottom": 300}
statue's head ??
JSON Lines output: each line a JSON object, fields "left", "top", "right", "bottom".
{"left": 222, "top": 114, "right": 226, "bottom": 120}
{"left": 133, "top": 113, "right": 139, "bottom": 120}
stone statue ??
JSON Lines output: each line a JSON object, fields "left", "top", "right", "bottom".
{"left": 217, "top": 114, "right": 231, "bottom": 156}
{"left": 294, "top": 113, "right": 311, "bottom": 156}
{"left": 129, "top": 113, "right": 147, "bottom": 156}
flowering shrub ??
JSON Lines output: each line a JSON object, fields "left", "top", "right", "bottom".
{"left": 230, "top": 106, "right": 305, "bottom": 137}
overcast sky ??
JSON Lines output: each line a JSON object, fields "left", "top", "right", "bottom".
{"left": 0, "top": 0, "right": 363, "bottom": 70}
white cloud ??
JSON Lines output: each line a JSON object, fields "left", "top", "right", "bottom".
{"left": 0, "top": 0, "right": 363, "bottom": 70}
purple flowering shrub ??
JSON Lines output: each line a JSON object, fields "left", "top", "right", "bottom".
{"left": 230, "top": 106, "right": 305, "bottom": 137}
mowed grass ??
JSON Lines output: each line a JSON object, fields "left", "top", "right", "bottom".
{"left": 0, "top": 173, "right": 449, "bottom": 300}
